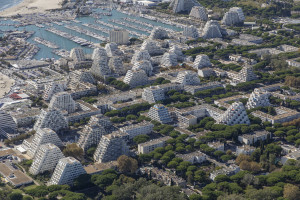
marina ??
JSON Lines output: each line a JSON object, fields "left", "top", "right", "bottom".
{"left": 0, "top": 8, "right": 181, "bottom": 60}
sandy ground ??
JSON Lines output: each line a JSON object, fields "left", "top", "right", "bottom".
{"left": 0, "top": 0, "right": 63, "bottom": 17}
{"left": 0, "top": 73, "right": 15, "bottom": 98}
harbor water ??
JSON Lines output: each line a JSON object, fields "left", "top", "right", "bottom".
{"left": 0, "top": 0, "right": 23, "bottom": 11}
{"left": 0, "top": 9, "right": 182, "bottom": 60}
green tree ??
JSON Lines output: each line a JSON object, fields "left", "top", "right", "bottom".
{"left": 8, "top": 193, "right": 23, "bottom": 200}
{"left": 133, "top": 135, "right": 150, "bottom": 144}
{"left": 117, "top": 155, "right": 138, "bottom": 174}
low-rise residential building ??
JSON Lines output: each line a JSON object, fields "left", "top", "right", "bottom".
{"left": 210, "top": 164, "right": 240, "bottom": 180}
{"left": 281, "top": 151, "right": 300, "bottom": 164}
{"left": 208, "top": 141, "right": 225, "bottom": 152}
{"left": 183, "top": 82, "right": 223, "bottom": 95}
{"left": 0, "top": 163, "right": 33, "bottom": 187}
{"left": 236, "top": 145, "right": 256, "bottom": 155}
{"left": 140, "top": 167, "right": 186, "bottom": 187}
{"left": 252, "top": 106, "right": 300, "bottom": 124}
{"left": 120, "top": 121, "right": 154, "bottom": 140}
{"left": 238, "top": 131, "right": 271, "bottom": 145}
{"left": 177, "top": 151, "right": 207, "bottom": 164}
{"left": 138, "top": 136, "right": 171, "bottom": 154}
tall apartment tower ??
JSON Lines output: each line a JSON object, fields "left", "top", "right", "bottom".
{"left": 0, "top": 110, "right": 17, "bottom": 139}
{"left": 161, "top": 52, "right": 178, "bottom": 67}
{"left": 237, "top": 65, "right": 257, "bottom": 82}
{"left": 149, "top": 27, "right": 169, "bottom": 40}
{"left": 123, "top": 70, "right": 148, "bottom": 87}
{"left": 105, "top": 43, "right": 124, "bottom": 57}
{"left": 131, "top": 50, "right": 151, "bottom": 64}
{"left": 189, "top": 6, "right": 208, "bottom": 21}
{"left": 193, "top": 54, "right": 211, "bottom": 69}
{"left": 69, "top": 71, "right": 96, "bottom": 85}
{"left": 70, "top": 48, "right": 85, "bottom": 62}
{"left": 230, "top": 7, "right": 245, "bottom": 21}
{"left": 148, "top": 104, "right": 173, "bottom": 124}
{"left": 142, "top": 86, "right": 165, "bottom": 104}
{"left": 33, "top": 109, "right": 68, "bottom": 133}
{"left": 29, "top": 143, "right": 65, "bottom": 175}
{"left": 48, "top": 157, "right": 86, "bottom": 185}
{"left": 48, "top": 92, "right": 76, "bottom": 114}
{"left": 108, "top": 56, "right": 125, "bottom": 76}
{"left": 93, "top": 132, "right": 129, "bottom": 163}
{"left": 43, "top": 82, "right": 65, "bottom": 101}
{"left": 176, "top": 71, "right": 200, "bottom": 85}
{"left": 183, "top": 25, "right": 199, "bottom": 39}
{"left": 169, "top": 46, "right": 184, "bottom": 62}
{"left": 77, "top": 122, "right": 106, "bottom": 152}
{"left": 169, "top": 0, "right": 201, "bottom": 14}
{"left": 27, "top": 128, "right": 63, "bottom": 158}
{"left": 221, "top": 11, "right": 241, "bottom": 26}
{"left": 109, "top": 29, "right": 129, "bottom": 45}
{"left": 246, "top": 89, "right": 271, "bottom": 109}
{"left": 90, "top": 48, "right": 111, "bottom": 78}
{"left": 140, "top": 40, "right": 163, "bottom": 56}
{"left": 132, "top": 60, "right": 153, "bottom": 76}
{"left": 202, "top": 20, "right": 222, "bottom": 39}
{"left": 217, "top": 102, "right": 250, "bottom": 126}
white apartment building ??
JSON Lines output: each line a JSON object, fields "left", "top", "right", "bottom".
{"left": 105, "top": 43, "right": 124, "bottom": 57}
{"left": 175, "top": 70, "right": 200, "bottom": 85}
{"left": 123, "top": 70, "right": 148, "bottom": 87}
{"left": 43, "top": 82, "right": 65, "bottom": 101}
{"left": 93, "top": 132, "right": 129, "bottom": 163}
{"left": 77, "top": 122, "right": 107, "bottom": 152}
{"left": 177, "top": 151, "right": 207, "bottom": 164}
{"left": 70, "top": 48, "right": 85, "bottom": 62}
{"left": 48, "top": 157, "right": 86, "bottom": 185}
{"left": 140, "top": 39, "right": 163, "bottom": 56}
{"left": 221, "top": 11, "right": 241, "bottom": 26}
{"left": 149, "top": 27, "right": 169, "bottom": 40}
{"left": 161, "top": 52, "right": 178, "bottom": 67}
{"left": 148, "top": 104, "right": 173, "bottom": 124}
{"left": 108, "top": 56, "right": 125, "bottom": 76}
{"left": 229, "top": 7, "right": 245, "bottom": 21}
{"left": 208, "top": 141, "right": 225, "bottom": 152}
{"left": 48, "top": 92, "right": 76, "bottom": 114}
{"left": 0, "top": 110, "right": 17, "bottom": 139}
{"left": 109, "top": 29, "right": 129, "bottom": 45}
{"left": 202, "top": 20, "right": 222, "bottom": 39}
{"left": 120, "top": 121, "right": 154, "bottom": 140}
{"left": 169, "top": 0, "right": 201, "bottom": 13}
{"left": 169, "top": 46, "right": 184, "bottom": 62}
{"left": 131, "top": 50, "right": 151, "bottom": 64}
{"left": 26, "top": 128, "right": 63, "bottom": 158}
{"left": 69, "top": 70, "right": 96, "bottom": 85}
{"left": 217, "top": 102, "right": 250, "bottom": 126}
{"left": 90, "top": 48, "right": 111, "bottom": 78}
{"left": 33, "top": 109, "right": 68, "bottom": 133}
{"left": 132, "top": 60, "right": 153, "bottom": 76}
{"left": 246, "top": 88, "right": 271, "bottom": 109}
{"left": 236, "top": 145, "right": 256, "bottom": 155}
{"left": 238, "top": 131, "right": 271, "bottom": 145}
{"left": 29, "top": 143, "right": 65, "bottom": 175}
{"left": 138, "top": 136, "right": 171, "bottom": 154}
{"left": 183, "top": 25, "right": 199, "bottom": 39}
{"left": 189, "top": 6, "right": 208, "bottom": 21}
{"left": 193, "top": 54, "right": 211, "bottom": 69}
{"left": 210, "top": 164, "right": 240, "bottom": 180}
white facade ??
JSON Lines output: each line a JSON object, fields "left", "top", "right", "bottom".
{"left": 217, "top": 102, "right": 250, "bottom": 126}
{"left": 193, "top": 54, "right": 211, "bottom": 69}
{"left": 238, "top": 131, "right": 270, "bottom": 145}
{"left": 29, "top": 143, "right": 64, "bottom": 175}
{"left": 229, "top": 7, "right": 245, "bottom": 21}
{"left": 189, "top": 6, "right": 208, "bottom": 21}
{"left": 27, "top": 128, "right": 63, "bottom": 158}
{"left": 148, "top": 104, "right": 173, "bottom": 124}
{"left": 246, "top": 88, "right": 270, "bottom": 109}
{"left": 123, "top": 70, "right": 148, "bottom": 87}
{"left": 93, "top": 132, "right": 129, "bottom": 163}
{"left": 132, "top": 60, "right": 153, "bottom": 76}
{"left": 236, "top": 145, "right": 256, "bottom": 155}
{"left": 108, "top": 56, "right": 125, "bottom": 76}
{"left": 90, "top": 47, "right": 111, "bottom": 78}
{"left": 70, "top": 48, "right": 85, "bottom": 62}
{"left": 105, "top": 43, "right": 124, "bottom": 57}
{"left": 183, "top": 25, "right": 199, "bottom": 39}
{"left": 109, "top": 29, "right": 129, "bottom": 45}
{"left": 138, "top": 136, "right": 171, "bottom": 154}
{"left": 142, "top": 86, "right": 165, "bottom": 103}
{"left": 43, "top": 82, "right": 65, "bottom": 101}
{"left": 202, "top": 20, "right": 222, "bottom": 39}
{"left": 120, "top": 121, "right": 154, "bottom": 139}
{"left": 48, "top": 157, "right": 86, "bottom": 185}
{"left": 176, "top": 70, "right": 200, "bottom": 85}
{"left": 33, "top": 109, "right": 68, "bottom": 133}
{"left": 131, "top": 50, "right": 151, "bottom": 64}
{"left": 48, "top": 92, "right": 76, "bottom": 114}
{"left": 169, "top": 46, "right": 184, "bottom": 62}
{"left": 169, "top": 0, "right": 201, "bottom": 13}
{"left": 161, "top": 52, "right": 178, "bottom": 67}
{"left": 221, "top": 11, "right": 241, "bottom": 26}
{"left": 177, "top": 151, "right": 207, "bottom": 164}
{"left": 149, "top": 27, "right": 168, "bottom": 40}
{"left": 140, "top": 40, "right": 163, "bottom": 56}
{"left": 0, "top": 110, "right": 17, "bottom": 139}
